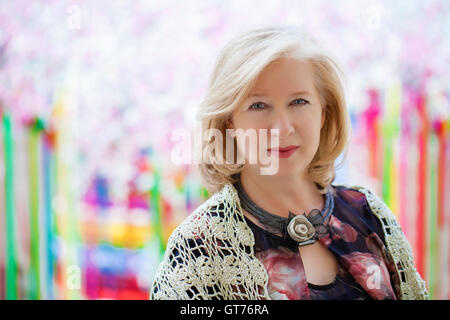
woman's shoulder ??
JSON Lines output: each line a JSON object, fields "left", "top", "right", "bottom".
{"left": 332, "top": 183, "right": 396, "bottom": 221}
{"left": 332, "top": 182, "right": 377, "bottom": 202}
{"left": 167, "top": 183, "right": 244, "bottom": 244}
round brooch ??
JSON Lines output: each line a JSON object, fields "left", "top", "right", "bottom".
{"left": 287, "top": 214, "right": 316, "bottom": 244}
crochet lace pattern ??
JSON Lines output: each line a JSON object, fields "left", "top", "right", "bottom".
{"left": 150, "top": 183, "right": 429, "bottom": 300}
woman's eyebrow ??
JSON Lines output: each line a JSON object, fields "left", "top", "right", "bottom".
{"left": 248, "top": 90, "right": 312, "bottom": 97}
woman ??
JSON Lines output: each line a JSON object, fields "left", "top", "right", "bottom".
{"left": 150, "top": 25, "right": 429, "bottom": 300}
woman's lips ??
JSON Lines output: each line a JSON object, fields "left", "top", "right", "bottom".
{"left": 267, "top": 146, "right": 299, "bottom": 158}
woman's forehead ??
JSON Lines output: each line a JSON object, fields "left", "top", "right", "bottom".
{"left": 249, "top": 59, "right": 317, "bottom": 97}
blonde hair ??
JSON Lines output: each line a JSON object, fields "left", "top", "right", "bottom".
{"left": 196, "top": 24, "right": 350, "bottom": 195}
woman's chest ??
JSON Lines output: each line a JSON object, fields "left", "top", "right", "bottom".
{"left": 244, "top": 216, "right": 375, "bottom": 300}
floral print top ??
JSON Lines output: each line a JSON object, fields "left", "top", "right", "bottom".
{"left": 240, "top": 184, "right": 400, "bottom": 300}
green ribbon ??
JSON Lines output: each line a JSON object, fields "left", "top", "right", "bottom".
{"left": 150, "top": 170, "right": 165, "bottom": 258}
{"left": 28, "top": 118, "right": 45, "bottom": 299}
{"left": 3, "top": 113, "right": 18, "bottom": 299}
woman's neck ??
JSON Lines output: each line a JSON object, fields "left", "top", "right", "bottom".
{"left": 239, "top": 168, "right": 325, "bottom": 218}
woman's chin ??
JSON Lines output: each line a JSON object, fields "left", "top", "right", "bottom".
{"left": 256, "top": 164, "right": 303, "bottom": 177}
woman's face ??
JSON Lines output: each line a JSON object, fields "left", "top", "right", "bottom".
{"left": 228, "top": 57, "right": 325, "bottom": 177}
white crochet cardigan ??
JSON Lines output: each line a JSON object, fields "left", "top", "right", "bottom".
{"left": 150, "top": 183, "right": 429, "bottom": 300}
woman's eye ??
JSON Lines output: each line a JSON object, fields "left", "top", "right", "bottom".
{"left": 292, "top": 98, "right": 309, "bottom": 105}
{"left": 249, "top": 102, "right": 265, "bottom": 111}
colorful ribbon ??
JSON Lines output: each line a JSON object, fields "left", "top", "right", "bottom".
{"left": 2, "top": 112, "right": 18, "bottom": 299}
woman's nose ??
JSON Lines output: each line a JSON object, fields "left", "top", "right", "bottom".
{"left": 270, "top": 109, "right": 294, "bottom": 139}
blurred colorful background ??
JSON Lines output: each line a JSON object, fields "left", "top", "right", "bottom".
{"left": 0, "top": 0, "right": 449, "bottom": 300}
